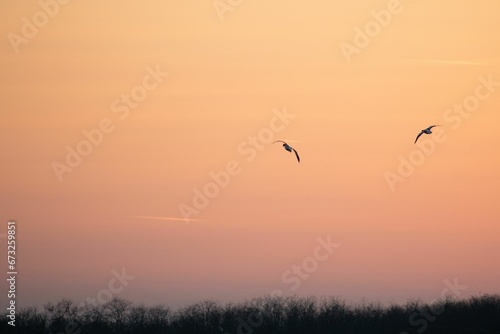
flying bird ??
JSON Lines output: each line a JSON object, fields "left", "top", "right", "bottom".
{"left": 273, "top": 140, "right": 300, "bottom": 163}
{"left": 415, "top": 125, "right": 440, "bottom": 143}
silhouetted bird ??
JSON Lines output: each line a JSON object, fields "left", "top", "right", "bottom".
{"left": 415, "top": 125, "right": 440, "bottom": 143}
{"left": 273, "top": 140, "right": 300, "bottom": 163}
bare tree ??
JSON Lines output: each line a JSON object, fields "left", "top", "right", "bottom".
{"left": 16, "top": 307, "right": 46, "bottom": 333}
{"left": 102, "top": 297, "right": 132, "bottom": 331}
{"left": 3, "top": 294, "right": 499, "bottom": 334}
{"left": 44, "top": 299, "right": 79, "bottom": 334}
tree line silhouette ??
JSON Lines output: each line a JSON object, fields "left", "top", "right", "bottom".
{"left": 2, "top": 294, "right": 500, "bottom": 333}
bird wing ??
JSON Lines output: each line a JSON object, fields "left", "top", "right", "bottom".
{"left": 428, "top": 124, "right": 440, "bottom": 130}
{"left": 414, "top": 131, "right": 424, "bottom": 143}
{"left": 292, "top": 149, "right": 300, "bottom": 163}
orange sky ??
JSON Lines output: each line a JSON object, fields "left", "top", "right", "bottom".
{"left": 1, "top": 0, "right": 499, "bottom": 309}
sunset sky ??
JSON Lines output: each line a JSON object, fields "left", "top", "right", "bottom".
{"left": 1, "top": 1, "right": 499, "bottom": 310}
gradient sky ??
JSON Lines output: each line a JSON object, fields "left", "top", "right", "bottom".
{"left": 1, "top": 0, "right": 499, "bottom": 310}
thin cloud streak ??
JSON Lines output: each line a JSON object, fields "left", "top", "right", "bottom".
{"left": 395, "top": 58, "right": 500, "bottom": 66}
{"left": 122, "top": 215, "right": 205, "bottom": 222}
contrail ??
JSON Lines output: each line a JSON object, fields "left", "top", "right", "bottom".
{"left": 121, "top": 215, "right": 205, "bottom": 222}
{"left": 395, "top": 58, "right": 500, "bottom": 66}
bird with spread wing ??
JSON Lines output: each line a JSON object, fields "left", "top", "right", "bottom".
{"left": 415, "top": 125, "right": 440, "bottom": 143}
{"left": 273, "top": 140, "right": 300, "bottom": 163}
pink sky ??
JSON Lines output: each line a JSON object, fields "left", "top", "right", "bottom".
{"left": 1, "top": 0, "right": 499, "bottom": 310}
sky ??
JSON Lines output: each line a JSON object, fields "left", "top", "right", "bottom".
{"left": 1, "top": 0, "right": 499, "bottom": 310}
